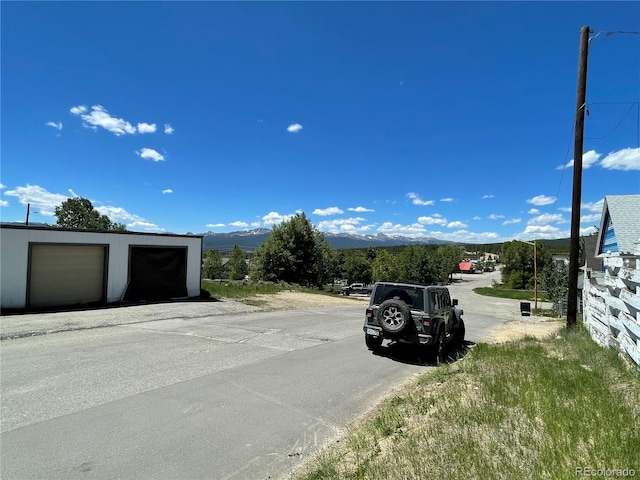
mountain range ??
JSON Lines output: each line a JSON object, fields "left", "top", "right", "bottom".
{"left": 195, "top": 228, "right": 453, "bottom": 253}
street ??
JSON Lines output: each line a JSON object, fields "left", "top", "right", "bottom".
{"left": 1, "top": 271, "right": 532, "bottom": 480}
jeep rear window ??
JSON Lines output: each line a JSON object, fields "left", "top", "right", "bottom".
{"left": 374, "top": 286, "right": 424, "bottom": 311}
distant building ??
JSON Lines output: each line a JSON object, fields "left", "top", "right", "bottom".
{"left": 459, "top": 261, "right": 475, "bottom": 274}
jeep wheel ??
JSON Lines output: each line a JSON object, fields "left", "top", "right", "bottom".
{"left": 430, "top": 329, "right": 446, "bottom": 365}
{"left": 377, "top": 299, "right": 411, "bottom": 334}
{"left": 454, "top": 318, "right": 466, "bottom": 344}
{"left": 365, "top": 334, "right": 383, "bottom": 351}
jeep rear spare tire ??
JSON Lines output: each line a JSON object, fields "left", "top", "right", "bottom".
{"left": 377, "top": 299, "right": 411, "bottom": 334}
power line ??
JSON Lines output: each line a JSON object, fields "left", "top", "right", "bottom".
{"left": 590, "top": 30, "right": 640, "bottom": 44}
{"left": 585, "top": 102, "right": 639, "bottom": 140}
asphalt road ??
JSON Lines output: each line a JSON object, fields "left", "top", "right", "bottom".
{"left": 1, "top": 271, "right": 536, "bottom": 480}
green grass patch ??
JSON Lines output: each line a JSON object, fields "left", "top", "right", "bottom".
{"left": 533, "top": 308, "right": 560, "bottom": 318}
{"left": 474, "top": 285, "right": 550, "bottom": 302}
{"left": 201, "top": 280, "right": 285, "bottom": 299}
{"left": 292, "top": 324, "right": 640, "bottom": 480}
{"left": 200, "top": 280, "right": 342, "bottom": 300}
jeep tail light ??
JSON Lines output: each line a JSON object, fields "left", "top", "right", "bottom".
{"left": 366, "top": 308, "right": 373, "bottom": 318}
{"left": 422, "top": 316, "right": 431, "bottom": 327}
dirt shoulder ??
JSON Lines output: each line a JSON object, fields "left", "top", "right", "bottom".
{"left": 487, "top": 317, "right": 564, "bottom": 343}
{"left": 238, "top": 291, "right": 370, "bottom": 310}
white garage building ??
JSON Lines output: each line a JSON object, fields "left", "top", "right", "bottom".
{"left": 1, "top": 225, "right": 203, "bottom": 310}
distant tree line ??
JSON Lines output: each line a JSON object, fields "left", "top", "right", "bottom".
{"left": 202, "top": 213, "right": 465, "bottom": 286}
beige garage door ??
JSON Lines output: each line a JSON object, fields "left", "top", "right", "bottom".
{"left": 29, "top": 244, "right": 106, "bottom": 307}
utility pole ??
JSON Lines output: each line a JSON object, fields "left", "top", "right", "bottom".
{"left": 26, "top": 203, "right": 31, "bottom": 225}
{"left": 567, "top": 26, "right": 590, "bottom": 328}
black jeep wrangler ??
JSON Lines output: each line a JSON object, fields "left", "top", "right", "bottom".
{"left": 363, "top": 282, "right": 465, "bottom": 363}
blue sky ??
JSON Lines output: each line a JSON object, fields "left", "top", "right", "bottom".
{"left": 2, "top": 2, "right": 639, "bottom": 243}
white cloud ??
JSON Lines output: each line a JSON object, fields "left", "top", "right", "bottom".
{"left": 46, "top": 121, "right": 63, "bottom": 130}
{"left": 581, "top": 226, "right": 599, "bottom": 236}
{"left": 262, "top": 211, "right": 295, "bottom": 225}
{"left": 482, "top": 194, "right": 494, "bottom": 199}
{"left": 503, "top": 218, "right": 521, "bottom": 225}
{"left": 348, "top": 206, "right": 375, "bottom": 213}
{"left": 523, "top": 225, "right": 564, "bottom": 239}
{"left": 287, "top": 123, "right": 303, "bottom": 133}
{"left": 447, "top": 221, "right": 468, "bottom": 229}
{"left": 136, "top": 148, "right": 165, "bottom": 162}
{"left": 554, "top": 147, "right": 639, "bottom": 171}
{"left": 70, "top": 105, "right": 87, "bottom": 115}
{"left": 473, "top": 216, "right": 482, "bottom": 221}
{"left": 377, "top": 222, "right": 427, "bottom": 236}
{"left": 127, "top": 221, "right": 163, "bottom": 232}
{"left": 435, "top": 230, "right": 501, "bottom": 243}
{"left": 440, "top": 197, "right": 454, "bottom": 202}
{"left": 206, "top": 223, "right": 226, "bottom": 228}
{"left": 559, "top": 200, "right": 604, "bottom": 216}
{"left": 251, "top": 221, "right": 262, "bottom": 228}
{"left": 96, "top": 206, "right": 144, "bottom": 223}
{"left": 582, "top": 199, "right": 604, "bottom": 213}
{"left": 0, "top": 186, "right": 8, "bottom": 206}
{"left": 137, "top": 123, "right": 157, "bottom": 134}
{"left": 580, "top": 213, "right": 601, "bottom": 223}
{"left": 162, "top": 189, "right": 173, "bottom": 194}
{"left": 230, "top": 221, "right": 249, "bottom": 227}
{"left": 71, "top": 105, "right": 137, "bottom": 136}
{"left": 527, "top": 195, "right": 556, "bottom": 206}
{"left": 528, "top": 208, "right": 540, "bottom": 215}
{"left": 558, "top": 150, "right": 602, "bottom": 170}
{"left": 70, "top": 105, "right": 158, "bottom": 136}
{"left": 4, "top": 184, "right": 68, "bottom": 216}
{"left": 488, "top": 214, "right": 505, "bottom": 220}
{"left": 164, "top": 124, "right": 174, "bottom": 134}
{"left": 417, "top": 215, "right": 447, "bottom": 226}
{"left": 527, "top": 213, "right": 566, "bottom": 226}
{"left": 407, "top": 192, "right": 435, "bottom": 206}
{"left": 313, "top": 207, "right": 344, "bottom": 216}
{"left": 600, "top": 148, "right": 640, "bottom": 171}
{"left": 317, "top": 217, "right": 366, "bottom": 232}
{"left": 317, "top": 217, "right": 371, "bottom": 233}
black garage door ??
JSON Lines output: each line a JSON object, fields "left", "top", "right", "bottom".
{"left": 124, "top": 247, "right": 188, "bottom": 301}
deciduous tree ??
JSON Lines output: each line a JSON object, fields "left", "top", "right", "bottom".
{"left": 250, "top": 213, "right": 325, "bottom": 286}
{"left": 54, "top": 197, "right": 126, "bottom": 231}
{"left": 372, "top": 249, "right": 399, "bottom": 282}
{"left": 501, "top": 240, "right": 552, "bottom": 289}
